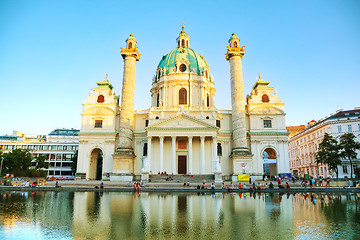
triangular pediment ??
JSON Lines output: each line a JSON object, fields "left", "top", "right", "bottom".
{"left": 147, "top": 114, "right": 217, "bottom": 130}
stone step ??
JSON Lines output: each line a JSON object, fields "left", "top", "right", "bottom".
{"left": 149, "top": 174, "right": 215, "bottom": 183}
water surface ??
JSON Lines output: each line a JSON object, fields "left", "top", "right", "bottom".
{"left": 0, "top": 191, "right": 359, "bottom": 239}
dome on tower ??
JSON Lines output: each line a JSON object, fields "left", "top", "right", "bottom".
{"left": 154, "top": 24, "right": 211, "bottom": 82}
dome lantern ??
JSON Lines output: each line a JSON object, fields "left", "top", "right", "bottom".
{"left": 228, "top": 33, "right": 240, "bottom": 48}
{"left": 176, "top": 23, "right": 190, "bottom": 48}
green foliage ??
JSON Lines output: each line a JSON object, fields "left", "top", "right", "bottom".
{"left": 354, "top": 168, "right": 360, "bottom": 179}
{"left": 3, "top": 149, "right": 33, "bottom": 177}
{"left": 315, "top": 133, "right": 341, "bottom": 179}
{"left": 339, "top": 133, "right": 360, "bottom": 179}
{"left": 35, "top": 155, "right": 49, "bottom": 169}
{"left": 71, "top": 150, "right": 78, "bottom": 174}
{"left": 27, "top": 169, "right": 48, "bottom": 178}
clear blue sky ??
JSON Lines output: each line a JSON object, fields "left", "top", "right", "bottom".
{"left": 0, "top": 0, "right": 359, "bottom": 135}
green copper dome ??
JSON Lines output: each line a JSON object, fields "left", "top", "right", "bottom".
{"left": 156, "top": 47, "right": 209, "bottom": 78}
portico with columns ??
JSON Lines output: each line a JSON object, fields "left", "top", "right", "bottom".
{"left": 142, "top": 113, "right": 220, "bottom": 176}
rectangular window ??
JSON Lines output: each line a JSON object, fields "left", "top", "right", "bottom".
{"left": 343, "top": 165, "right": 348, "bottom": 174}
{"left": 52, "top": 146, "right": 57, "bottom": 150}
{"left": 39, "top": 146, "right": 43, "bottom": 150}
{"left": 338, "top": 125, "right": 342, "bottom": 133}
{"left": 95, "top": 120, "right": 103, "bottom": 128}
{"left": 62, "top": 171, "right": 72, "bottom": 176}
{"left": 34, "top": 145, "right": 39, "bottom": 150}
{"left": 263, "top": 120, "right": 272, "bottom": 128}
{"left": 63, "top": 146, "right": 67, "bottom": 150}
{"left": 358, "top": 124, "right": 360, "bottom": 131}
{"left": 354, "top": 165, "right": 358, "bottom": 172}
{"left": 217, "top": 143, "right": 222, "bottom": 156}
{"left": 216, "top": 120, "right": 221, "bottom": 128}
{"left": 145, "top": 120, "right": 149, "bottom": 127}
{"left": 348, "top": 125, "right": 352, "bottom": 132}
{"left": 143, "top": 143, "right": 148, "bottom": 156}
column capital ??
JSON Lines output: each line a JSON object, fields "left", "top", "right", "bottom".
{"left": 188, "top": 136, "right": 193, "bottom": 140}
{"left": 200, "top": 136, "right": 205, "bottom": 140}
{"left": 147, "top": 136, "right": 152, "bottom": 140}
{"left": 159, "top": 136, "right": 164, "bottom": 140}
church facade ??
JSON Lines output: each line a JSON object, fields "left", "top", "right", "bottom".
{"left": 76, "top": 26, "right": 290, "bottom": 182}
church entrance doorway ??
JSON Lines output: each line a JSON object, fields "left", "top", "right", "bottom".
{"left": 178, "top": 156, "right": 187, "bottom": 174}
{"left": 263, "top": 148, "right": 277, "bottom": 180}
{"left": 90, "top": 148, "right": 103, "bottom": 180}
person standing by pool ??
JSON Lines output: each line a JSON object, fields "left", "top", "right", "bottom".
{"left": 326, "top": 177, "right": 330, "bottom": 187}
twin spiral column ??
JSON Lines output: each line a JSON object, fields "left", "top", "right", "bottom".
{"left": 226, "top": 33, "right": 248, "bottom": 154}
{"left": 112, "top": 34, "right": 140, "bottom": 180}
{"left": 226, "top": 33, "right": 253, "bottom": 181}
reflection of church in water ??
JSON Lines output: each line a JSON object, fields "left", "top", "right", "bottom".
{"left": 76, "top": 25, "right": 290, "bottom": 181}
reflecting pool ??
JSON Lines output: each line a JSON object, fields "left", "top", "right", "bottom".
{"left": 0, "top": 191, "right": 359, "bottom": 239}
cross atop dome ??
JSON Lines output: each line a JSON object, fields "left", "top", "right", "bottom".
{"left": 177, "top": 22, "right": 190, "bottom": 48}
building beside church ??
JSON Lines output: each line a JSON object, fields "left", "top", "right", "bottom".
{"left": 289, "top": 108, "right": 360, "bottom": 178}
{"left": 76, "top": 26, "right": 290, "bottom": 181}
{"left": 0, "top": 129, "right": 79, "bottom": 179}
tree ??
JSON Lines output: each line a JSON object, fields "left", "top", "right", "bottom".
{"left": 339, "top": 133, "right": 360, "bottom": 179}
{"left": 3, "top": 149, "right": 33, "bottom": 177}
{"left": 35, "top": 155, "right": 49, "bottom": 169}
{"left": 71, "top": 150, "right": 78, "bottom": 175}
{"left": 315, "top": 133, "right": 341, "bottom": 179}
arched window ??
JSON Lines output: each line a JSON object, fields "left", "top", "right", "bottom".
{"left": 128, "top": 42, "right": 132, "bottom": 49}
{"left": 97, "top": 95, "right": 105, "bottom": 103}
{"left": 186, "top": 41, "right": 189, "bottom": 47}
{"left": 205, "top": 71, "right": 208, "bottom": 78}
{"left": 207, "top": 94, "right": 210, "bottom": 107}
{"left": 234, "top": 41, "right": 237, "bottom": 48}
{"left": 182, "top": 39, "right": 185, "bottom": 47}
{"left": 179, "top": 64, "right": 186, "bottom": 72}
{"left": 156, "top": 93, "right": 160, "bottom": 107}
{"left": 179, "top": 88, "right": 187, "bottom": 105}
{"left": 262, "top": 94, "right": 269, "bottom": 103}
